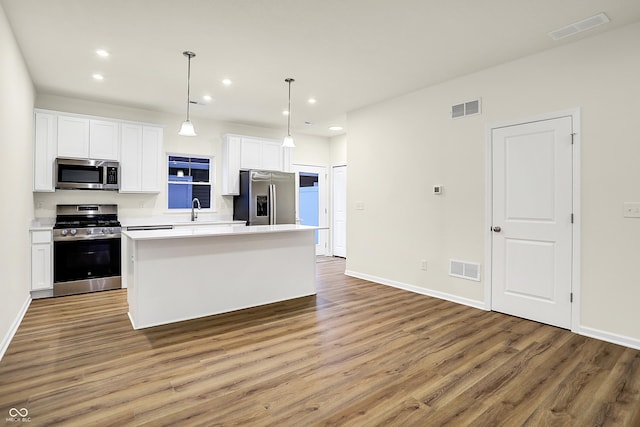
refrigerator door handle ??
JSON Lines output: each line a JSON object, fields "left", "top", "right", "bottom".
{"left": 268, "top": 184, "right": 272, "bottom": 224}
{"left": 270, "top": 183, "right": 277, "bottom": 225}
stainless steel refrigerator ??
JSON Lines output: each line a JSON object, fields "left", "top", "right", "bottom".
{"left": 233, "top": 170, "right": 296, "bottom": 225}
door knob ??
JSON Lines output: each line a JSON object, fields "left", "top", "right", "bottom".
{"left": 492, "top": 226, "right": 501, "bottom": 232}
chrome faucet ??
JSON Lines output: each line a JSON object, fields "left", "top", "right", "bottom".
{"left": 191, "top": 197, "right": 201, "bottom": 221}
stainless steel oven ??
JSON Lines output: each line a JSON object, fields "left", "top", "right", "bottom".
{"left": 53, "top": 204, "right": 121, "bottom": 296}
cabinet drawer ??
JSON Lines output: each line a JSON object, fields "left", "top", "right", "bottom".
{"left": 31, "top": 230, "right": 52, "bottom": 244}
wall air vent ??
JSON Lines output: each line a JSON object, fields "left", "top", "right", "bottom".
{"left": 451, "top": 98, "right": 481, "bottom": 119}
{"left": 548, "top": 13, "right": 610, "bottom": 41}
{"left": 449, "top": 259, "right": 481, "bottom": 282}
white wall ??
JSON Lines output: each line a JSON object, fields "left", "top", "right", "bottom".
{"left": 34, "top": 94, "right": 331, "bottom": 220}
{"left": 347, "top": 22, "right": 640, "bottom": 342}
{"left": 0, "top": 3, "right": 35, "bottom": 352}
{"left": 329, "top": 134, "right": 347, "bottom": 166}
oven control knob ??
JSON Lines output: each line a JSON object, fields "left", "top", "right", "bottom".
{"left": 61, "top": 229, "right": 68, "bottom": 236}
{"left": 102, "top": 228, "right": 108, "bottom": 234}
{"left": 86, "top": 229, "right": 92, "bottom": 235}
{"left": 70, "top": 229, "right": 77, "bottom": 236}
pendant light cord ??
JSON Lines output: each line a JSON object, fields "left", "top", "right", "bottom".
{"left": 182, "top": 51, "right": 196, "bottom": 122}
{"left": 186, "top": 54, "right": 191, "bottom": 121}
{"left": 286, "top": 78, "right": 294, "bottom": 137}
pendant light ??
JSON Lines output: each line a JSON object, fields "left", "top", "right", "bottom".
{"left": 178, "top": 51, "right": 197, "bottom": 136}
{"left": 282, "top": 78, "right": 295, "bottom": 148}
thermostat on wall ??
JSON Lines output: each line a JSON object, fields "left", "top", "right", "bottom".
{"left": 433, "top": 185, "right": 444, "bottom": 195}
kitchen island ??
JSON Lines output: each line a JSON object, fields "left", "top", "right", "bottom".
{"left": 122, "top": 224, "right": 320, "bottom": 329}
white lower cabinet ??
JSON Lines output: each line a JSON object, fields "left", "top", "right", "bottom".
{"left": 31, "top": 230, "right": 52, "bottom": 291}
{"left": 120, "top": 124, "right": 163, "bottom": 193}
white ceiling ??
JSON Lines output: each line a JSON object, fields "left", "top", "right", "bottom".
{"left": 3, "top": 0, "right": 640, "bottom": 137}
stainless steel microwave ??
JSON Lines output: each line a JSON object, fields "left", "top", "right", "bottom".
{"left": 55, "top": 158, "right": 119, "bottom": 190}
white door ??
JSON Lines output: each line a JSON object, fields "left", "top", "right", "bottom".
{"left": 293, "top": 165, "right": 328, "bottom": 255}
{"left": 332, "top": 165, "right": 347, "bottom": 258}
{"left": 491, "top": 117, "right": 573, "bottom": 329}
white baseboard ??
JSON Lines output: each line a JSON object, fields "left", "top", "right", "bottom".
{"left": 0, "top": 295, "right": 31, "bottom": 362}
{"left": 577, "top": 325, "right": 640, "bottom": 351}
{"left": 345, "top": 270, "right": 487, "bottom": 311}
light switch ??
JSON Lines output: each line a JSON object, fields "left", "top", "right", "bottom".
{"left": 623, "top": 202, "right": 640, "bottom": 218}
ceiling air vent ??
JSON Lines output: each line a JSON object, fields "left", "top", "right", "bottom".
{"left": 548, "top": 13, "right": 610, "bottom": 41}
{"left": 449, "top": 259, "right": 481, "bottom": 282}
{"left": 451, "top": 98, "right": 481, "bottom": 119}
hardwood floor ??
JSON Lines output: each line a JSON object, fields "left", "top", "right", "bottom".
{"left": 1, "top": 257, "right": 639, "bottom": 426}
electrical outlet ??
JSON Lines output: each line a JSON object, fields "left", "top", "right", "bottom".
{"left": 420, "top": 260, "right": 428, "bottom": 271}
{"left": 355, "top": 201, "right": 365, "bottom": 211}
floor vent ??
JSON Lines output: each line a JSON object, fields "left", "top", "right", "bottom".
{"left": 449, "top": 259, "right": 481, "bottom": 282}
{"left": 451, "top": 98, "right": 481, "bottom": 119}
{"left": 548, "top": 13, "right": 610, "bottom": 41}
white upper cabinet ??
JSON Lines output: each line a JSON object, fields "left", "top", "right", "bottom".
{"left": 240, "top": 138, "right": 263, "bottom": 170}
{"left": 221, "top": 135, "right": 242, "bottom": 196}
{"left": 221, "top": 134, "right": 293, "bottom": 195}
{"left": 57, "top": 115, "right": 119, "bottom": 160}
{"left": 119, "top": 123, "right": 143, "bottom": 192}
{"left": 33, "top": 109, "right": 163, "bottom": 193}
{"left": 57, "top": 115, "right": 90, "bottom": 159}
{"left": 261, "top": 141, "right": 282, "bottom": 171}
{"left": 89, "top": 119, "right": 119, "bottom": 160}
{"left": 33, "top": 111, "right": 57, "bottom": 192}
{"left": 141, "top": 126, "right": 163, "bottom": 192}
{"left": 120, "top": 124, "right": 163, "bottom": 193}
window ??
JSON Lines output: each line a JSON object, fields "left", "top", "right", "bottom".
{"left": 167, "top": 155, "right": 213, "bottom": 209}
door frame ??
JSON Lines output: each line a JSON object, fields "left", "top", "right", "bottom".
{"left": 484, "top": 108, "right": 581, "bottom": 332}
{"left": 293, "top": 164, "right": 329, "bottom": 256}
{"left": 332, "top": 164, "right": 347, "bottom": 257}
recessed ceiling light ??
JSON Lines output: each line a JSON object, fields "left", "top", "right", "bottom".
{"left": 329, "top": 126, "right": 343, "bottom": 131}
{"left": 307, "top": 98, "right": 317, "bottom": 104}
{"left": 202, "top": 95, "right": 212, "bottom": 102}
{"left": 95, "top": 49, "right": 110, "bottom": 58}
{"left": 282, "top": 110, "right": 289, "bottom": 116}
{"left": 92, "top": 73, "right": 104, "bottom": 81}
{"left": 222, "top": 78, "right": 232, "bottom": 86}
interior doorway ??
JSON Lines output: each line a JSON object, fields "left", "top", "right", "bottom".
{"left": 294, "top": 165, "right": 328, "bottom": 255}
{"left": 332, "top": 165, "right": 347, "bottom": 258}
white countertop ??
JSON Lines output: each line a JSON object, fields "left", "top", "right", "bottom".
{"left": 123, "top": 224, "right": 325, "bottom": 240}
{"left": 29, "top": 216, "right": 244, "bottom": 231}
{"left": 120, "top": 215, "right": 243, "bottom": 228}
{"left": 30, "top": 218, "right": 55, "bottom": 231}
